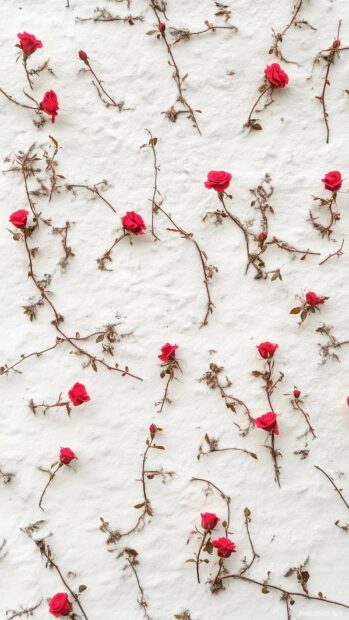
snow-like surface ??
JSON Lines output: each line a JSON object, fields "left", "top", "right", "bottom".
{"left": 1, "top": 0, "right": 349, "bottom": 618}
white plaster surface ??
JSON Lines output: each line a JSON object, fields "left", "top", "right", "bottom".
{"left": 1, "top": 1, "right": 349, "bottom": 619}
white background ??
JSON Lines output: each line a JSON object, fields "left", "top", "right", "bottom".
{"left": 1, "top": 0, "right": 349, "bottom": 619}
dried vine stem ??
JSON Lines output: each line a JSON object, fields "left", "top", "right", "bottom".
{"left": 119, "top": 548, "right": 152, "bottom": 619}
{"left": 270, "top": 0, "right": 315, "bottom": 65}
{"left": 140, "top": 130, "right": 161, "bottom": 240}
{"left": 97, "top": 232, "right": 130, "bottom": 271}
{"left": 79, "top": 53, "right": 129, "bottom": 111}
{"left": 76, "top": 8, "right": 143, "bottom": 25}
{"left": 315, "top": 465, "right": 349, "bottom": 512}
{"left": 156, "top": 355, "right": 181, "bottom": 413}
{"left": 169, "top": 20, "right": 237, "bottom": 45}
{"left": 240, "top": 508, "right": 259, "bottom": 575}
{"left": 197, "top": 434, "right": 257, "bottom": 461}
{"left": 191, "top": 478, "right": 231, "bottom": 537}
{"left": 21, "top": 529, "right": 89, "bottom": 620}
{"left": 66, "top": 181, "right": 117, "bottom": 213}
{"left": 319, "top": 239, "right": 344, "bottom": 265}
{"left": 38, "top": 462, "right": 63, "bottom": 510}
{"left": 100, "top": 427, "right": 172, "bottom": 542}
{"left": 200, "top": 363, "right": 254, "bottom": 435}
{"left": 309, "top": 192, "right": 340, "bottom": 240}
{"left": 148, "top": 2, "right": 201, "bottom": 133}
{"left": 253, "top": 356, "right": 283, "bottom": 487}
{"left": 314, "top": 21, "right": 349, "bottom": 143}
{"left": 6, "top": 599, "right": 43, "bottom": 619}
{"left": 220, "top": 572, "right": 349, "bottom": 616}
{"left": 316, "top": 324, "right": 349, "bottom": 363}
{"left": 144, "top": 131, "right": 216, "bottom": 325}
{"left": 291, "top": 394, "right": 316, "bottom": 440}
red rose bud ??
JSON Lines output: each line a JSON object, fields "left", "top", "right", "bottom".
{"left": 258, "top": 231, "right": 267, "bottom": 241}
{"left": 305, "top": 291, "right": 325, "bottom": 306}
{"left": 333, "top": 39, "right": 341, "bottom": 49}
{"left": 256, "top": 341, "right": 278, "bottom": 359}
{"left": 201, "top": 512, "right": 220, "bottom": 530}
{"left": 293, "top": 389, "right": 301, "bottom": 399}
{"left": 321, "top": 170, "right": 342, "bottom": 192}
{"left": 78, "top": 49, "right": 88, "bottom": 61}
{"left": 48, "top": 593, "right": 72, "bottom": 618}
{"left": 255, "top": 411, "right": 279, "bottom": 435}
{"left": 17, "top": 32, "right": 43, "bottom": 56}
{"left": 68, "top": 382, "right": 91, "bottom": 406}
{"left": 41, "top": 90, "right": 59, "bottom": 123}
{"left": 159, "top": 22, "right": 166, "bottom": 33}
{"left": 158, "top": 343, "right": 178, "bottom": 362}
{"left": 264, "top": 63, "right": 289, "bottom": 88}
{"left": 347, "top": 396, "right": 349, "bottom": 407}
{"left": 59, "top": 447, "right": 78, "bottom": 465}
{"left": 121, "top": 211, "right": 146, "bottom": 235}
{"left": 9, "top": 209, "right": 29, "bottom": 229}
{"left": 204, "top": 170, "right": 232, "bottom": 192}
{"left": 149, "top": 423, "right": 157, "bottom": 435}
{"left": 211, "top": 537, "right": 236, "bottom": 558}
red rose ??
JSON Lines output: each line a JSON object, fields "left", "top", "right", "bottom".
{"left": 149, "top": 423, "right": 157, "bottom": 435}
{"left": 121, "top": 211, "right": 146, "bottom": 235}
{"left": 41, "top": 90, "right": 59, "bottom": 123}
{"left": 264, "top": 63, "right": 289, "bottom": 88}
{"left": 59, "top": 447, "right": 77, "bottom": 465}
{"left": 293, "top": 389, "right": 301, "bottom": 399}
{"left": 321, "top": 170, "right": 342, "bottom": 192}
{"left": 17, "top": 32, "right": 43, "bottom": 56}
{"left": 305, "top": 291, "right": 324, "bottom": 306}
{"left": 159, "top": 22, "right": 166, "bottom": 33}
{"left": 48, "top": 593, "right": 72, "bottom": 618}
{"left": 78, "top": 49, "right": 88, "bottom": 61}
{"left": 9, "top": 209, "right": 29, "bottom": 229}
{"left": 256, "top": 341, "right": 278, "bottom": 359}
{"left": 68, "top": 382, "right": 91, "bottom": 406}
{"left": 255, "top": 412, "right": 279, "bottom": 435}
{"left": 201, "top": 512, "right": 220, "bottom": 530}
{"left": 158, "top": 343, "right": 178, "bottom": 362}
{"left": 333, "top": 39, "right": 341, "bottom": 49}
{"left": 211, "top": 537, "right": 236, "bottom": 558}
{"left": 204, "top": 170, "right": 232, "bottom": 192}
{"left": 258, "top": 231, "right": 267, "bottom": 241}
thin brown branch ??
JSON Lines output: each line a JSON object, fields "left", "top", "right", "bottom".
{"left": 319, "top": 239, "right": 344, "bottom": 265}
{"left": 191, "top": 477, "right": 231, "bottom": 536}
{"left": 314, "top": 465, "right": 349, "bottom": 511}
{"left": 66, "top": 181, "right": 117, "bottom": 213}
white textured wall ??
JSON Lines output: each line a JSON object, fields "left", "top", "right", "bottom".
{"left": 1, "top": 1, "right": 349, "bottom": 619}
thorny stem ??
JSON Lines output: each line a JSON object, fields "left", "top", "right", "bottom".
{"left": 6, "top": 599, "right": 43, "bottom": 620}
{"left": 267, "top": 238, "right": 320, "bottom": 257}
{"left": 84, "top": 60, "right": 126, "bottom": 110}
{"left": 294, "top": 400, "right": 316, "bottom": 439}
{"left": 0, "top": 88, "right": 38, "bottom": 111}
{"left": 33, "top": 540, "right": 89, "bottom": 620}
{"left": 221, "top": 573, "right": 349, "bottom": 611}
{"left": 38, "top": 463, "right": 62, "bottom": 510}
{"left": 245, "top": 85, "right": 271, "bottom": 129}
{"left": 271, "top": 0, "right": 305, "bottom": 64}
{"left": 158, "top": 372, "right": 173, "bottom": 413}
{"left": 309, "top": 193, "right": 338, "bottom": 239}
{"left": 170, "top": 24, "right": 237, "bottom": 45}
{"left": 319, "top": 239, "right": 344, "bottom": 265}
{"left": 196, "top": 530, "right": 208, "bottom": 584}
{"left": 22, "top": 233, "right": 142, "bottom": 380}
{"left": 97, "top": 231, "right": 130, "bottom": 270}
{"left": 149, "top": 1, "right": 201, "bottom": 134}
{"left": 191, "top": 477, "right": 231, "bottom": 536}
{"left": 240, "top": 509, "right": 259, "bottom": 575}
{"left": 158, "top": 204, "right": 215, "bottom": 326}
{"left": 66, "top": 182, "right": 117, "bottom": 213}
{"left": 23, "top": 57, "right": 34, "bottom": 90}
{"left": 270, "top": 430, "right": 281, "bottom": 488}
{"left": 125, "top": 555, "right": 151, "bottom": 619}
{"left": 314, "top": 465, "right": 349, "bottom": 511}
{"left": 144, "top": 129, "right": 160, "bottom": 240}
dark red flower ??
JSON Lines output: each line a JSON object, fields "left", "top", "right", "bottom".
{"left": 204, "top": 170, "right": 232, "bottom": 192}
{"left": 59, "top": 447, "right": 78, "bottom": 465}
{"left": 159, "top": 22, "right": 166, "bottom": 33}
{"left": 41, "top": 90, "right": 59, "bottom": 123}
{"left": 9, "top": 209, "right": 29, "bottom": 229}
{"left": 293, "top": 389, "right": 301, "bottom": 399}
{"left": 255, "top": 412, "right": 279, "bottom": 435}
{"left": 17, "top": 32, "right": 43, "bottom": 56}
{"left": 305, "top": 291, "right": 325, "bottom": 306}
{"left": 68, "top": 383, "right": 91, "bottom": 407}
{"left": 264, "top": 63, "right": 289, "bottom": 88}
{"left": 321, "top": 170, "right": 342, "bottom": 192}
{"left": 48, "top": 593, "right": 72, "bottom": 618}
{"left": 121, "top": 211, "right": 146, "bottom": 235}
{"left": 201, "top": 512, "right": 220, "bottom": 530}
{"left": 149, "top": 423, "right": 157, "bottom": 435}
{"left": 78, "top": 49, "right": 88, "bottom": 62}
{"left": 211, "top": 537, "right": 236, "bottom": 558}
{"left": 256, "top": 342, "right": 278, "bottom": 359}
{"left": 333, "top": 39, "right": 341, "bottom": 49}
{"left": 158, "top": 343, "right": 178, "bottom": 362}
